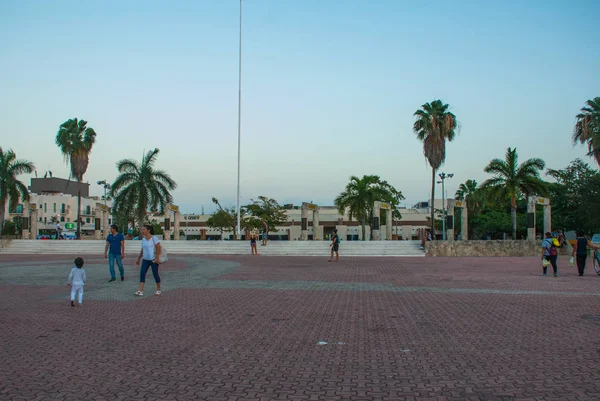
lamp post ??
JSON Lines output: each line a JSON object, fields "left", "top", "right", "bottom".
{"left": 437, "top": 172, "right": 453, "bottom": 240}
{"left": 97, "top": 180, "right": 111, "bottom": 234}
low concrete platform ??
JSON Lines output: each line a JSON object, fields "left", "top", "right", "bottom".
{"left": 0, "top": 239, "right": 425, "bottom": 256}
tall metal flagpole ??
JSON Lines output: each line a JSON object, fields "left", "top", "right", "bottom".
{"left": 236, "top": 0, "right": 242, "bottom": 239}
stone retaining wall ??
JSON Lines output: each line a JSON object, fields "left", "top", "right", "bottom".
{"left": 426, "top": 240, "right": 571, "bottom": 257}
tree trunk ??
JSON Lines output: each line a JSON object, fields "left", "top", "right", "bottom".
{"left": 0, "top": 200, "right": 6, "bottom": 239}
{"left": 139, "top": 208, "right": 145, "bottom": 238}
{"left": 430, "top": 168, "right": 436, "bottom": 238}
{"left": 511, "top": 202, "right": 517, "bottom": 240}
{"left": 361, "top": 215, "right": 366, "bottom": 241}
{"left": 77, "top": 189, "right": 81, "bottom": 239}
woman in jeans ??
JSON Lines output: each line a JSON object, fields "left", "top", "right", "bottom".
{"left": 135, "top": 224, "right": 163, "bottom": 296}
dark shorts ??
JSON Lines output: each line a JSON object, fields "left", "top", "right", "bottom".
{"left": 332, "top": 244, "right": 339, "bottom": 252}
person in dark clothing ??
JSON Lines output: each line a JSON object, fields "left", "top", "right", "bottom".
{"left": 329, "top": 229, "right": 340, "bottom": 262}
{"left": 572, "top": 231, "right": 590, "bottom": 276}
{"left": 541, "top": 232, "right": 558, "bottom": 277}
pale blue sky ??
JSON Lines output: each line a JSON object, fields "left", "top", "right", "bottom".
{"left": 1, "top": 0, "right": 599, "bottom": 213}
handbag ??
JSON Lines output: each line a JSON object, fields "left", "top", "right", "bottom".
{"left": 152, "top": 236, "right": 168, "bottom": 264}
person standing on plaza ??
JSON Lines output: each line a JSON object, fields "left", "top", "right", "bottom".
{"left": 105, "top": 224, "right": 125, "bottom": 282}
{"left": 135, "top": 224, "right": 162, "bottom": 296}
{"left": 571, "top": 231, "right": 600, "bottom": 276}
{"left": 541, "top": 232, "right": 559, "bottom": 277}
{"left": 67, "top": 257, "right": 86, "bottom": 307}
{"left": 56, "top": 221, "right": 62, "bottom": 240}
{"left": 250, "top": 232, "right": 258, "bottom": 255}
{"left": 329, "top": 228, "right": 340, "bottom": 262}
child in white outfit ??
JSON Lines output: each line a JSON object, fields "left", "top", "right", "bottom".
{"left": 67, "top": 257, "right": 86, "bottom": 307}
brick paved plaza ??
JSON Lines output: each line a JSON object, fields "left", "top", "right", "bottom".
{"left": 1, "top": 254, "right": 600, "bottom": 401}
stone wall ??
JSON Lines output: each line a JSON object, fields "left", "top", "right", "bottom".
{"left": 426, "top": 240, "right": 571, "bottom": 257}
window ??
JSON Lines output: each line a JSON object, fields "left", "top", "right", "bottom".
{"left": 44, "top": 203, "right": 47, "bottom": 213}
{"left": 60, "top": 217, "right": 65, "bottom": 222}
{"left": 53, "top": 203, "right": 56, "bottom": 213}
{"left": 85, "top": 205, "right": 91, "bottom": 215}
{"left": 108, "top": 219, "right": 112, "bottom": 224}
{"left": 44, "top": 217, "right": 47, "bottom": 224}
{"left": 86, "top": 218, "right": 90, "bottom": 223}
{"left": 61, "top": 203, "right": 65, "bottom": 213}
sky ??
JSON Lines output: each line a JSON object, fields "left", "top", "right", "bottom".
{"left": 1, "top": 0, "right": 599, "bottom": 214}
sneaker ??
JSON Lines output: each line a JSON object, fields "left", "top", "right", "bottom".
{"left": 553, "top": 273, "right": 558, "bottom": 277}
{"left": 541, "top": 273, "right": 547, "bottom": 276}
{"left": 134, "top": 291, "right": 143, "bottom": 296}
{"left": 121, "top": 276, "right": 125, "bottom": 281}
{"left": 108, "top": 278, "right": 116, "bottom": 283}
{"left": 71, "top": 301, "right": 75, "bottom": 307}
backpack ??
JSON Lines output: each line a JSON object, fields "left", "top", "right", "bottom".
{"left": 545, "top": 238, "right": 558, "bottom": 256}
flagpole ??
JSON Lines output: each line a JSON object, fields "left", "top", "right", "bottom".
{"left": 235, "top": 0, "right": 243, "bottom": 239}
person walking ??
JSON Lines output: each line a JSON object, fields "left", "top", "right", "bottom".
{"left": 541, "top": 232, "right": 559, "bottom": 277}
{"left": 572, "top": 231, "right": 595, "bottom": 276}
{"left": 329, "top": 229, "right": 340, "bottom": 262}
{"left": 105, "top": 224, "right": 125, "bottom": 282}
{"left": 67, "top": 257, "right": 86, "bottom": 307}
{"left": 135, "top": 225, "right": 162, "bottom": 296}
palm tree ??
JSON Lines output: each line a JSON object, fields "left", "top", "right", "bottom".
{"left": 413, "top": 100, "right": 459, "bottom": 235}
{"left": 55, "top": 118, "right": 97, "bottom": 238}
{"left": 455, "top": 179, "right": 484, "bottom": 211}
{"left": 0, "top": 148, "right": 35, "bottom": 239}
{"left": 110, "top": 148, "right": 177, "bottom": 232}
{"left": 481, "top": 147, "right": 546, "bottom": 240}
{"left": 573, "top": 97, "right": 600, "bottom": 167}
{"left": 334, "top": 175, "right": 403, "bottom": 240}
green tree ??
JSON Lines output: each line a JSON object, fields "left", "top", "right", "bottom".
{"left": 413, "top": 100, "right": 459, "bottom": 234}
{"left": 206, "top": 197, "right": 239, "bottom": 238}
{"left": 2, "top": 219, "right": 17, "bottom": 236}
{"left": 573, "top": 97, "right": 600, "bottom": 167}
{"left": 245, "top": 196, "right": 287, "bottom": 233}
{"left": 0, "top": 148, "right": 35, "bottom": 239}
{"left": 110, "top": 148, "right": 177, "bottom": 232}
{"left": 454, "top": 179, "right": 488, "bottom": 238}
{"left": 481, "top": 147, "right": 547, "bottom": 240}
{"left": 547, "top": 158, "right": 600, "bottom": 233}
{"left": 55, "top": 118, "right": 97, "bottom": 238}
{"left": 148, "top": 219, "right": 164, "bottom": 236}
{"left": 334, "top": 175, "right": 404, "bottom": 240}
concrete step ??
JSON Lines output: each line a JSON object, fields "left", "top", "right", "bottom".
{"left": 0, "top": 240, "right": 425, "bottom": 257}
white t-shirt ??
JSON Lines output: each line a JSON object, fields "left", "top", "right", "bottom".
{"left": 141, "top": 236, "right": 160, "bottom": 260}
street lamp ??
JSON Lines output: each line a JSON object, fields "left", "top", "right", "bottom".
{"left": 97, "top": 180, "right": 111, "bottom": 233}
{"left": 437, "top": 172, "right": 454, "bottom": 240}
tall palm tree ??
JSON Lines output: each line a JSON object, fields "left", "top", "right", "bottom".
{"left": 0, "top": 148, "right": 35, "bottom": 239}
{"left": 334, "top": 175, "right": 402, "bottom": 241}
{"left": 413, "top": 100, "right": 458, "bottom": 235}
{"left": 55, "top": 118, "right": 97, "bottom": 238}
{"left": 454, "top": 179, "right": 483, "bottom": 211}
{"left": 573, "top": 97, "right": 600, "bottom": 167}
{"left": 481, "top": 147, "right": 546, "bottom": 240}
{"left": 110, "top": 148, "right": 177, "bottom": 232}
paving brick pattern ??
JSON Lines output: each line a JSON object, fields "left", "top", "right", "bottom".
{"left": 1, "top": 254, "right": 600, "bottom": 400}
